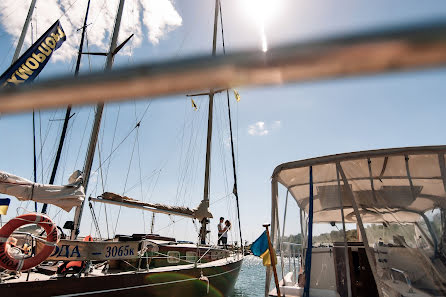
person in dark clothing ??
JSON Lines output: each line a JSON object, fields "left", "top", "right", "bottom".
{"left": 221, "top": 220, "right": 231, "bottom": 247}
{"left": 217, "top": 217, "right": 225, "bottom": 245}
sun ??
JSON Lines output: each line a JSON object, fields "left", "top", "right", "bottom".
{"left": 240, "top": 0, "right": 282, "bottom": 52}
{"left": 240, "top": 0, "right": 281, "bottom": 25}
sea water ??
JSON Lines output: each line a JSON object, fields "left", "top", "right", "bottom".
{"left": 231, "top": 255, "right": 298, "bottom": 297}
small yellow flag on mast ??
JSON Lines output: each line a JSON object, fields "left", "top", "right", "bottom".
{"left": 191, "top": 99, "right": 198, "bottom": 110}
{"left": 233, "top": 89, "right": 241, "bottom": 102}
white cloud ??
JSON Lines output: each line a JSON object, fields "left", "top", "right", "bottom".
{"left": 141, "top": 0, "right": 182, "bottom": 45}
{"left": 247, "top": 120, "right": 281, "bottom": 136}
{"left": 272, "top": 120, "right": 281, "bottom": 129}
{"left": 0, "top": 0, "right": 182, "bottom": 62}
{"left": 248, "top": 121, "right": 269, "bottom": 136}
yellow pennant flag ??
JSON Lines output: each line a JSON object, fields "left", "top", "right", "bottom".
{"left": 233, "top": 89, "right": 241, "bottom": 102}
{"left": 191, "top": 99, "right": 198, "bottom": 111}
{"left": 260, "top": 246, "right": 277, "bottom": 266}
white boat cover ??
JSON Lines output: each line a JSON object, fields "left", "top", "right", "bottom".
{"left": 0, "top": 170, "right": 84, "bottom": 212}
{"left": 97, "top": 192, "right": 213, "bottom": 220}
{"left": 272, "top": 146, "right": 446, "bottom": 223}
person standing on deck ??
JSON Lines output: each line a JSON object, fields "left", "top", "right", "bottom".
{"left": 218, "top": 217, "right": 225, "bottom": 245}
{"left": 221, "top": 220, "right": 231, "bottom": 248}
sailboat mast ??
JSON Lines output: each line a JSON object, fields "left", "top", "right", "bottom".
{"left": 42, "top": 0, "right": 92, "bottom": 214}
{"left": 13, "top": 0, "right": 38, "bottom": 212}
{"left": 11, "top": 0, "right": 37, "bottom": 63}
{"left": 200, "top": 0, "right": 220, "bottom": 244}
{"left": 71, "top": 0, "right": 126, "bottom": 239}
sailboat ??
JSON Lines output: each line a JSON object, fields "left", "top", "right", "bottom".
{"left": 266, "top": 146, "right": 446, "bottom": 297}
{"left": 0, "top": 0, "right": 243, "bottom": 295}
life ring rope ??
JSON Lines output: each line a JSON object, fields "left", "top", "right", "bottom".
{"left": 0, "top": 232, "right": 59, "bottom": 246}
{"left": 0, "top": 213, "right": 59, "bottom": 271}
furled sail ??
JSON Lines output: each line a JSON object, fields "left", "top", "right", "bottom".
{"left": 0, "top": 170, "right": 84, "bottom": 212}
{"left": 93, "top": 192, "right": 212, "bottom": 220}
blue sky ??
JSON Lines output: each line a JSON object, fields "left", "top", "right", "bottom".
{"left": 1, "top": 0, "right": 446, "bottom": 243}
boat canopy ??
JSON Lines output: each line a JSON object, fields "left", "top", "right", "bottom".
{"left": 272, "top": 146, "right": 446, "bottom": 223}
{"left": 0, "top": 170, "right": 84, "bottom": 212}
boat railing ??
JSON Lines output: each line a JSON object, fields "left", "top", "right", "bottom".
{"left": 390, "top": 267, "right": 414, "bottom": 293}
{"left": 131, "top": 245, "right": 237, "bottom": 272}
{"left": 280, "top": 241, "right": 302, "bottom": 285}
{"left": 195, "top": 233, "right": 242, "bottom": 265}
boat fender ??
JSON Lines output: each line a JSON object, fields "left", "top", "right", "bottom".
{"left": 0, "top": 213, "right": 58, "bottom": 271}
{"left": 199, "top": 271, "right": 209, "bottom": 294}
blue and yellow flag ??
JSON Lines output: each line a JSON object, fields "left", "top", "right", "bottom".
{"left": 0, "top": 198, "right": 10, "bottom": 215}
{"left": 250, "top": 231, "right": 277, "bottom": 266}
{"left": 0, "top": 21, "right": 66, "bottom": 88}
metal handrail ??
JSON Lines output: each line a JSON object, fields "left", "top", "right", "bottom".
{"left": 2, "top": 20, "right": 446, "bottom": 113}
{"left": 390, "top": 268, "right": 414, "bottom": 293}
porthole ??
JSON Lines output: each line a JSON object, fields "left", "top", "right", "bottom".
{"left": 167, "top": 251, "right": 180, "bottom": 264}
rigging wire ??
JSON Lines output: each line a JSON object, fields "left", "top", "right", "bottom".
{"left": 97, "top": 139, "right": 110, "bottom": 239}
{"left": 35, "top": 109, "right": 58, "bottom": 174}
{"left": 38, "top": 111, "right": 44, "bottom": 182}
{"left": 112, "top": 125, "right": 139, "bottom": 237}
{"left": 214, "top": 94, "right": 230, "bottom": 193}
{"left": 136, "top": 128, "right": 146, "bottom": 233}
{"left": 92, "top": 102, "right": 152, "bottom": 176}
{"left": 219, "top": 0, "right": 243, "bottom": 247}
{"left": 153, "top": 192, "right": 232, "bottom": 235}
{"left": 73, "top": 107, "right": 93, "bottom": 170}
{"left": 56, "top": 0, "right": 82, "bottom": 22}
{"left": 175, "top": 104, "right": 202, "bottom": 206}
{"left": 134, "top": 103, "right": 147, "bottom": 233}
{"left": 0, "top": 35, "right": 18, "bottom": 69}
{"left": 103, "top": 105, "right": 120, "bottom": 189}
{"left": 31, "top": 22, "right": 38, "bottom": 212}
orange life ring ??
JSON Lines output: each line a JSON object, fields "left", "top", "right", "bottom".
{"left": 0, "top": 213, "right": 58, "bottom": 271}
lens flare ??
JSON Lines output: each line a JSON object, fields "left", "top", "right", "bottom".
{"left": 261, "top": 27, "right": 268, "bottom": 52}
{"left": 240, "top": 0, "right": 281, "bottom": 52}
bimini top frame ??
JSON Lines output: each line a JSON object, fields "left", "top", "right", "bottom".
{"left": 272, "top": 145, "right": 446, "bottom": 223}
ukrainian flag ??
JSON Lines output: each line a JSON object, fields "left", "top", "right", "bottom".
{"left": 250, "top": 231, "right": 277, "bottom": 266}
{"left": 0, "top": 198, "right": 10, "bottom": 215}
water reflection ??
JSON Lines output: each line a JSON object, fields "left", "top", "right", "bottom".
{"left": 231, "top": 255, "right": 299, "bottom": 297}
